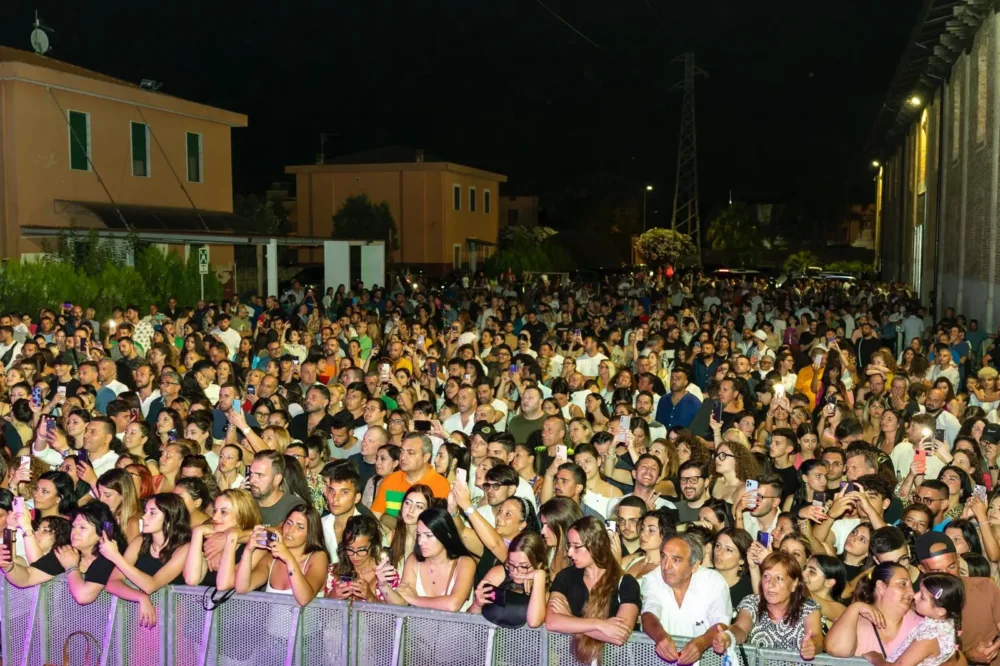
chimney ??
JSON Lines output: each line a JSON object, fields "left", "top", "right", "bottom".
{"left": 415, "top": 149, "right": 424, "bottom": 163}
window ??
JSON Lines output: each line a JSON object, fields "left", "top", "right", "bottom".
{"left": 131, "top": 122, "right": 150, "bottom": 177}
{"left": 469, "top": 187, "right": 477, "bottom": 213}
{"left": 186, "top": 132, "right": 203, "bottom": 183}
{"left": 453, "top": 184, "right": 461, "bottom": 210}
{"left": 978, "top": 40, "right": 989, "bottom": 144}
{"left": 453, "top": 244, "right": 462, "bottom": 269}
{"left": 484, "top": 189, "right": 491, "bottom": 214}
{"left": 68, "top": 110, "right": 90, "bottom": 171}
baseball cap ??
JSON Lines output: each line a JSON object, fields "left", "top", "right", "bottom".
{"left": 55, "top": 352, "right": 77, "bottom": 366}
{"left": 472, "top": 422, "right": 495, "bottom": 439}
{"left": 914, "top": 532, "right": 957, "bottom": 563}
{"left": 982, "top": 424, "right": 1000, "bottom": 444}
{"left": 753, "top": 330, "right": 767, "bottom": 341}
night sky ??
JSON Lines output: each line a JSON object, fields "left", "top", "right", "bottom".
{"left": 2, "top": 1, "right": 917, "bottom": 221}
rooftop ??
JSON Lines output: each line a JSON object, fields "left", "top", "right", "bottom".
{"left": 286, "top": 145, "right": 507, "bottom": 182}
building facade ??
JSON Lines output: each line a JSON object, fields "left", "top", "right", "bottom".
{"left": 0, "top": 47, "right": 248, "bottom": 265}
{"left": 286, "top": 148, "right": 507, "bottom": 274}
{"left": 498, "top": 195, "right": 539, "bottom": 229}
{"left": 873, "top": 0, "right": 998, "bottom": 329}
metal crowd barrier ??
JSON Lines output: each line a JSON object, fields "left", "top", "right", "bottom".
{"left": 0, "top": 576, "right": 871, "bottom": 666}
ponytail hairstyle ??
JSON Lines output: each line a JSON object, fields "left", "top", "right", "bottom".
{"left": 852, "top": 561, "right": 907, "bottom": 604}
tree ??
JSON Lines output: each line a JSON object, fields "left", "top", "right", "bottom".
{"left": 235, "top": 194, "right": 289, "bottom": 236}
{"left": 331, "top": 194, "right": 399, "bottom": 250}
{"left": 707, "top": 204, "right": 764, "bottom": 267}
{"left": 783, "top": 250, "right": 820, "bottom": 274}
{"left": 635, "top": 228, "right": 697, "bottom": 267}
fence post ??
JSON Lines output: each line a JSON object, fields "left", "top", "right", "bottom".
{"left": 484, "top": 626, "right": 495, "bottom": 666}
{"left": 99, "top": 596, "right": 119, "bottom": 666}
{"left": 389, "top": 616, "right": 405, "bottom": 666}
{"left": 162, "top": 588, "right": 173, "bottom": 666}
{"left": 341, "top": 604, "right": 353, "bottom": 666}
{"left": 538, "top": 626, "right": 549, "bottom": 666}
{"left": 284, "top": 605, "right": 302, "bottom": 666}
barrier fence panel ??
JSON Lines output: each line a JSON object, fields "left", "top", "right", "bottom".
{"left": 0, "top": 578, "right": 885, "bottom": 666}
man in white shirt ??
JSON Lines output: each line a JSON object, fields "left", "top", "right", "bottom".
{"left": 574, "top": 332, "right": 608, "bottom": 378}
{"left": 641, "top": 532, "right": 732, "bottom": 664}
{"left": 443, "top": 386, "right": 477, "bottom": 436}
{"left": 734, "top": 473, "right": 782, "bottom": 540}
{"left": 320, "top": 463, "right": 364, "bottom": 566}
{"left": 80, "top": 417, "right": 120, "bottom": 480}
{"left": 211, "top": 313, "right": 242, "bottom": 358}
{"left": 924, "top": 387, "right": 960, "bottom": 448}
{"left": 890, "top": 413, "right": 946, "bottom": 480}
{"left": 928, "top": 344, "right": 961, "bottom": 392}
{"left": 0, "top": 325, "right": 23, "bottom": 371}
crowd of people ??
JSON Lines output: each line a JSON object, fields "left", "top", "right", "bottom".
{"left": 1, "top": 268, "right": 1000, "bottom": 666}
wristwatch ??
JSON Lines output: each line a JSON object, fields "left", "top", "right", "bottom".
{"left": 463, "top": 506, "right": 476, "bottom": 519}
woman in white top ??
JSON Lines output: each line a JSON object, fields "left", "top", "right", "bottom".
{"left": 623, "top": 511, "right": 670, "bottom": 586}
{"left": 231, "top": 503, "right": 329, "bottom": 606}
{"left": 377, "top": 507, "right": 475, "bottom": 612}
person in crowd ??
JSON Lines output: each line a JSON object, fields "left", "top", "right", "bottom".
{"left": 377, "top": 506, "right": 476, "bottom": 611}
{"left": 471, "top": 530, "right": 549, "bottom": 628}
{"left": 371, "top": 433, "right": 450, "bottom": 527}
{"left": 713, "top": 527, "right": 754, "bottom": 609}
{"left": 228, "top": 503, "right": 329, "bottom": 606}
{"left": 102, "top": 493, "right": 191, "bottom": 627}
{"left": 712, "top": 551, "right": 824, "bottom": 659}
{"left": 544, "top": 516, "right": 640, "bottom": 665}
{"left": 327, "top": 514, "right": 384, "bottom": 601}
{"left": 96, "top": 469, "right": 142, "bottom": 543}
{"left": 386, "top": 485, "right": 434, "bottom": 572}
{"left": 641, "top": 532, "right": 732, "bottom": 664}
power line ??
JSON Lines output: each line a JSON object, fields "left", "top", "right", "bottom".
{"left": 641, "top": 0, "right": 664, "bottom": 30}
{"left": 532, "top": 0, "right": 604, "bottom": 52}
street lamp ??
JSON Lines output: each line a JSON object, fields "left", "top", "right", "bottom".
{"left": 643, "top": 185, "right": 653, "bottom": 231}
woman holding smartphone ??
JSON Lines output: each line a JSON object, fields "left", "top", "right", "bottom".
{"left": 326, "top": 514, "right": 383, "bottom": 601}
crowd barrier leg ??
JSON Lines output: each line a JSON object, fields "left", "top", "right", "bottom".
{"left": 285, "top": 605, "right": 302, "bottom": 666}
{"left": 100, "top": 596, "right": 118, "bottom": 666}
{"left": 389, "top": 616, "right": 404, "bottom": 666}
{"left": 197, "top": 605, "right": 216, "bottom": 666}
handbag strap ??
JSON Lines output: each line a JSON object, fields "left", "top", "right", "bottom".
{"left": 62, "top": 630, "right": 100, "bottom": 666}
{"left": 868, "top": 617, "right": 887, "bottom": 658}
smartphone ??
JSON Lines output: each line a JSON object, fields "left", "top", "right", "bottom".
{"left": 414, "top": 420, "right": 431, "bottom": 432}
{"left": 934, "top": 428, "right": 945, "bottom": 443}
{"left": 975, "top": 485, "right": 989, "bottom": 503}
{"left": 913, "top": 449, "right": 927, "bottom": 468}
{"left": 712, "top": 401, "right": 723, "bottom": 423}
{"left": 745, "top": 479, "right": 759, "bottom": 510}
{"left": 813, "top": 354, "right": 823, "bottom": 368}
{"left": 825, "top": 395, "right": 837, "bottom": 407}
{"left": 12, "top": 497, "right": 25, "bottom": 514}
{"left": 79, "top": 337, "right": 87, "bottom": 352}
{"left": 605, "top": 519, "right": 617, "bottom": 533}
{"left": 2, "top": 529, "right": 14, "bottom": 553}
{"left": 491, "top": 585, "right": 508, "bottom": 606}
{"left": 427, "top": 361, "right": 437, "bottom": 376}
{"left": 416, "top": 335, "right": 425, "bottom": 347}
{"left": 130, "top": 408, "right": 140, "bottom": 423}
{"left": 509, "top": 364, "right": 518, "bottom": 376}
{"left": 757, "top": 532, "right": 771, "bottom": 548}
{"left": 293, "top": 359, "right": 299, "bottom": 366}
{"left": 20, "top": 456, "right": 30, "bottom": 470}
{"left": 812, "top": 491, "right": 827, "bottom": 506}
{"left": 101, "top": 521, "right": 116, "bottom": 540}
{"left": 463, "top": 373, "right": 471, "bottom": 384}
{"left": 556, "top": 444, "right": 568, "bottom": 460}
{"left": 617, "top": 415, "right": 630, "bottom": 442}
{"left": 844, "top": 482, "right": 856, "bottom": 495}
{"left": 167, "top": 429, "right": 178, "bottom": 442}
{"left": 30, "top": 387, "right": 42, "bottom": 409}
{"left": 337, "top": 574, "right": 354, "bottom": 585}
{"left": 774, "top": 384, "right": 785, "bottom": 400}
{"left": 232, "top": 398, "right": 242, "bottom": 413}
{"left": 456, "top": 468, "right": 468, "bottom": 488}
{"left": 57, "top": 386, "right": 66, "bottom": 398}
{"left": 247, "top": 385, "right": 256, "bottom": 396}
{"left": 379, "top": 364, "right": 391, "bottom": 383}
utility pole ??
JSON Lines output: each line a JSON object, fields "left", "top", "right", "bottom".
{"left": 670, "top": 52, "right": 707, "bottom": 264}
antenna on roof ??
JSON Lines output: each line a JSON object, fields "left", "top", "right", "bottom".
{"left": 140, "top": 79, "right": 163, "bottom": 91}
{"left": 30, "top": 11, "right": 53, "bottom": 55}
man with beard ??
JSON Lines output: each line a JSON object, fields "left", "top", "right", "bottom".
{"left": 654, "top": 365, "right": 701, "bottom": 429}
{"left": 812, "top": 473, "right": 890, "bottom": 553}
{"left": 674, "top": 461, "right": 711, "bottom": 522}
{"left": 289, "top": 385, "right": 335, "bottom": 440}
{"left": 635, "top": 391, "right": 667, "bottom": 441}
{"left": 248, "top": 450, "right": 301, "bottom": 527}
{"left": 924, "top": 387, "right": 960, "bottom": 447}
{"left": 691, "top": 341, "right": 720, "bottom": 391}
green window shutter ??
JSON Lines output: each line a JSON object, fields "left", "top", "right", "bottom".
{"left": 131, "top": 123, "right": 148, "bottom": 177}
{"left": 69, "top": 111, "right": 89, "bottom": 170}
{"left": 187, "top": 132, "right": 202, "bottom": 182}
{"left": 484, "top": 190, "right": 491, "bottom": 214}
{"left": 453, "top": 185, "right": 461, "bottom": 210}
{"left": 470, "top": 188, "right": 476, "bottom": 212}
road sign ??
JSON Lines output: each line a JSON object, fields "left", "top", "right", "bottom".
{"left": 198, "top": 247, "right": 210, "bottom": 275}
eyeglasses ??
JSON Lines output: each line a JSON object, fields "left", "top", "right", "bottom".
{"left": 917, "top": 496, "right": 945, "bottom": 505}
{"left": 482, "top": 482, "right": 512, "bottom": 491}
{"left": 679, "top": 476, "right": 704, "bottom": 485}
{"left": 713, "top": 452, "right": 734, "bottom": 462}
{"left": 344, "top": 546, "right": 370, "bottom": 556}
{"left": 504, "top": 560, "right": 533, "bottom": 575}
{"left": 388, "top": 418, "right": 406, "bottom": 425}
{"left": 616, "top": 517, "right": 640, "bottom": 526}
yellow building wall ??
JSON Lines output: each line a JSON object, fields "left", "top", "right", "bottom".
{"left": 4, "top": 80, "right": 235, "bottom": 247}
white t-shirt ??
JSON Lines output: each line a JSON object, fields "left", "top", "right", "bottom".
{"left": 890, "top": 440, "right": 945, "bottom": 481}
{"left": 575, "top": 353, "right": 608, "bottom": 378}
{"left": 442, "top": 412, "right": 476, "bottom": 436}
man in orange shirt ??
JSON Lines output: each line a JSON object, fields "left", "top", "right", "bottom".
{"left": 371, "top": 432, "right": 450, "bottom": 529}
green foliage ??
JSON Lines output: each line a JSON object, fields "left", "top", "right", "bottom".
{"left": 635, "top": 228, "right": 697, "bottom": 267}
{"left": 235, "top": 194, "right": 289, "bottom": 235}
{"left": 783, "top": 251, "right": 820, "bottom": 274}
{"left": 332, "top": 194, "right": 399, "bottom": 250}
{"left": 707, "top": 204, "right": 764, "bottom": 267}
{"left": 485, "top": 229, "right": 570, "bottom": 276}
{"left": 824, "top": 260, "right": 870, "bottom": 276}
{"left": 0, "top": 245, "right": 222, "bottom": 320}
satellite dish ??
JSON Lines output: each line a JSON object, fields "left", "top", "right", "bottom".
{"left": 30, "top": 28, "right": 49, "bottom": 55}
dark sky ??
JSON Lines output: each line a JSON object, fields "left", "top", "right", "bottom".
{"left": 3, "top": 1, "right": 918, "bottom": 214}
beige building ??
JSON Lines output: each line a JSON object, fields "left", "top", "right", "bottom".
{"left": 286, "top": 147, "right": 507, "bottom": 274}
{"left": 0, "top": 47, "right": 248, "bottom": 265}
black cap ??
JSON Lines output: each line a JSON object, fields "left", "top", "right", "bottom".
{"left": 471, "top": 422, "right": 495, "bottom": 438}
{"left": 914, "top": 532, "right": 957, "bottom": 563}
{"left": 982, "top": 424, "right": 1000, "bottom": 444}
{"left": 55, "top": 352, "right": 77, "bottom": 366}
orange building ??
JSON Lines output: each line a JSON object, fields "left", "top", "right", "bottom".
{"left": 0, "top": 47, "right": 248, "bottom": 266}
{"left": 286, "top": 147, "right": 507, "bottom": 274}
